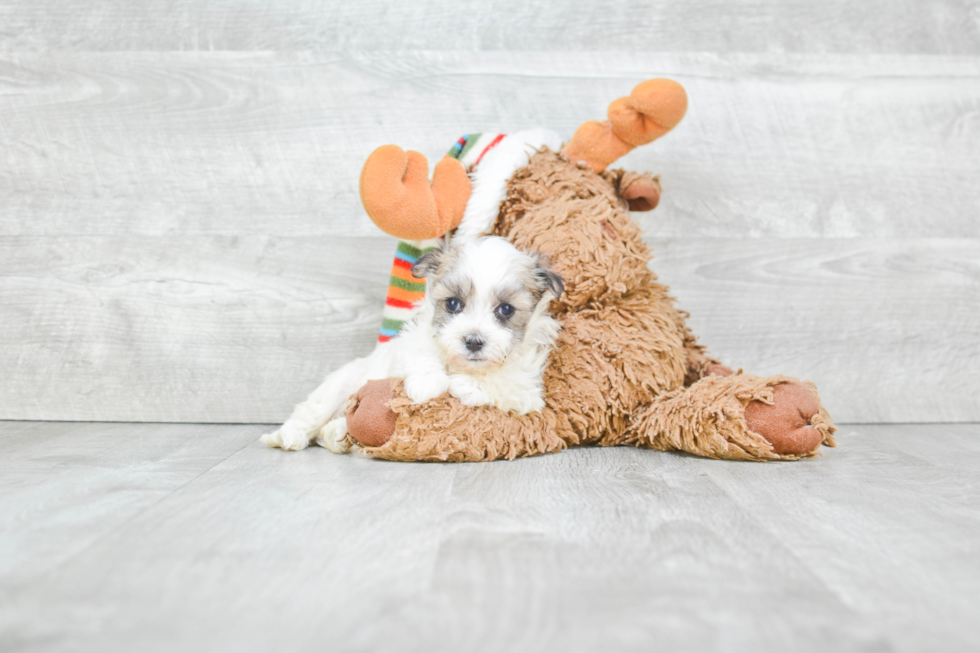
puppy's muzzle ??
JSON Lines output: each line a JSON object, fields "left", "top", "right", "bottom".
{"left": 463, "top": 334, "right": 485, "bottom": 353}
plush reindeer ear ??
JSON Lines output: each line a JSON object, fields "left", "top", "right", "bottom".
{"left": 411, "top": 246, "right": 449, "bottom": 279}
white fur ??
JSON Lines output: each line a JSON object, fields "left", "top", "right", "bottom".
{"left": 453, "top": 129, "right": 563, "bottom": 242}
{"left": 262, "top": 237, "right": 560, "bottom": 453}
{"left": 315, "top": 416, "right": 350, "bottom": 454}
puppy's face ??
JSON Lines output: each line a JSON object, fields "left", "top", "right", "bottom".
{"left": 412, "top": 236, "right": 563, "bottom": 372}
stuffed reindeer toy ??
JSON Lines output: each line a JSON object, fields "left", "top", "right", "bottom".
{"left": 264, "top": 78, "right": 837, "bottom": 462}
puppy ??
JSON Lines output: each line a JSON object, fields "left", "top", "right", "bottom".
{"left": 262, "top": 236, "right": 563, "bottom": 453}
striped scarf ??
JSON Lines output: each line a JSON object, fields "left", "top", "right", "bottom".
{"left": 377, "top": 133, "right": 505, "bottom": 343}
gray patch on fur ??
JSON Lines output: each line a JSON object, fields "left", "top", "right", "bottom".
{"left": 535, "top": 268, "right": 564, "bottom": 299}
{"left": 411, "top": 244, "right": 462, "bottom": 279}
{"left": 527, "top": 253, "right": 564, "bottom": 299}
{"left": 430, "top": 271, "right": 474, "bottom": 330}
{"left": 493, "top": 284, "right": 536, "bottom": 342}
{"left": 496, "top": 254, "right": 562, "bottom": 341}
{"left": 514, "top": 255, "right": 564, "bottom": 302}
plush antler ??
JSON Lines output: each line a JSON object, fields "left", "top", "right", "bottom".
{"left": 563, "top": 78, "right": 688, "bottom": 172}
{"left": 359, "top": 145, "right": 471, "bottom": 241}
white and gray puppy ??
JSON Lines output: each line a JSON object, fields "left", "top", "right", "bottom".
{"left": 263, "top": 236, "right": 563, "bottom": 453}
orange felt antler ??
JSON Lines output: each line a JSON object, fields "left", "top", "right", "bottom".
{"left": 563, "top": 78, "right": 688, "bottom": 172}
{"left": 359, "top": 146, "right": 471, "bottom": 241}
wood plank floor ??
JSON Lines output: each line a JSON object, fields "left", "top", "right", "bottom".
{"left": 1, "top": 421, "right": 977, "bottom": 652}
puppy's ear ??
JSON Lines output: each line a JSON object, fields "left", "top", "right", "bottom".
{"left": 533, "top": 264, "right": 564, "bottom": 299}
{"left": 411, "top": 246, "right": 447, "bottom": 278}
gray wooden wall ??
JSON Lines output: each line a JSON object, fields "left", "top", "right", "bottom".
{"left": 1, "top": 1, "right": 978, "bottom": 424}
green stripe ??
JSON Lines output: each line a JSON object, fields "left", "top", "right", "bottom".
{"left": 395, "top": 240, "right": 438, "bottom": 260}
{"left": 381, "top": 317, "right": 406, "bottom": 330}
{"left": 456, "top": 133, "right": 482, "bottom": 162}
{"left": 396, "top": 241, "right": 426, "bottom": 259}
{"left": 389, "top": 276, "right": 427, "bottom": 293}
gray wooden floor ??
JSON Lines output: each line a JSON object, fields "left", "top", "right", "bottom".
{"left": 2, "top": 421, "right": 977, "bottom": 653}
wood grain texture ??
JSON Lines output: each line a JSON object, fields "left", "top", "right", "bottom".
{"left": 2, "top": 13, "right": 978, "bottom": 424}
{"left": 1, "top": 235, "right": 976, "bottom": 423}
{"left": 659, "top": 238, "right": 980, "bottom": 424}
{"left": 1, "top": 420, "right": 978, "bottom": 652}
{"left": 1, "top": 0, "right": 979, "bottom": 54}
{"left": 0, "top": 422, "right": 262, "bottom": 591}
{"left": 0, "top": 235, "right": 392, "bottom": 422}
{"left": 1, "top": 52, "right": 978, "bottom": 239}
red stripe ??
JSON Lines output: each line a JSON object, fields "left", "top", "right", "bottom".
{"left": 385, "top": 297, "right": 416, "bottom": 309}
{"left": 378, "top": 334, "right": 393, "bottom": 343}
{"left": 392, "top": 257, "right": 413, "bottom": 270}
{"left": 474, "top": 134, "right": 506, "bottom": 166}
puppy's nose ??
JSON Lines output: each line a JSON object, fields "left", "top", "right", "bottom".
{"left": 463, "top": 334, "right": 485, "bottom": 353}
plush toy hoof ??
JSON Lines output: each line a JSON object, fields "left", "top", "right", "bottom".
{"left": 346, "top": 379, "right": 399, "bottom": 448}
{"left": 744, "top": 382, "right": 823, "bottom": 456}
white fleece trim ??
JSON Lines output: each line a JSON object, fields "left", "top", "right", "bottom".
{"left": 457, "top": 133, "right": 502, "bottom": 168}
{"left": 452, "top": 128, "right": 563, "bottom": 242}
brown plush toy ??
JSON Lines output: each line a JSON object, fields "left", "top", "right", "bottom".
{"left": 346, "top": 79, "right": 837, "bottom": 462}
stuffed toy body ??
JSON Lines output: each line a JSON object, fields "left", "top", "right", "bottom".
{"left": 328, "top": 79, "right": 837, "bottom": 462}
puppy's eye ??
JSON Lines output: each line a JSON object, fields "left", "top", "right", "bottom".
{"left": 445, "top": 298, "right": 463, "bottom": 313}
{"left": 496, "top": 303, "right": 515, "bottom": 319}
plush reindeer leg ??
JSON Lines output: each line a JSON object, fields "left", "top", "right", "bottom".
{"left": 359, "top": 145, "right": 471, "bottom": 240}
{"left": 620, "top": 374, "right": 837, "bottom": 460}
{"left": 345, "top": 379, "right": 571, "bottom": 462}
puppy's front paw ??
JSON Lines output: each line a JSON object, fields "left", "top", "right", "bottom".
{"left": 262, "top": 423, "right": 311, "bottom": 451}
{"left": 260, "top": 430, "right": 281, "bottom": 448}
{"left": 449, "top": 375, "right": 493, "bottom": 407}
{"left": 315, "top": 417, "right": 353, "bottom": 454}
{"left": 404, "top": 370, "right": 451, "bottom": 404}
